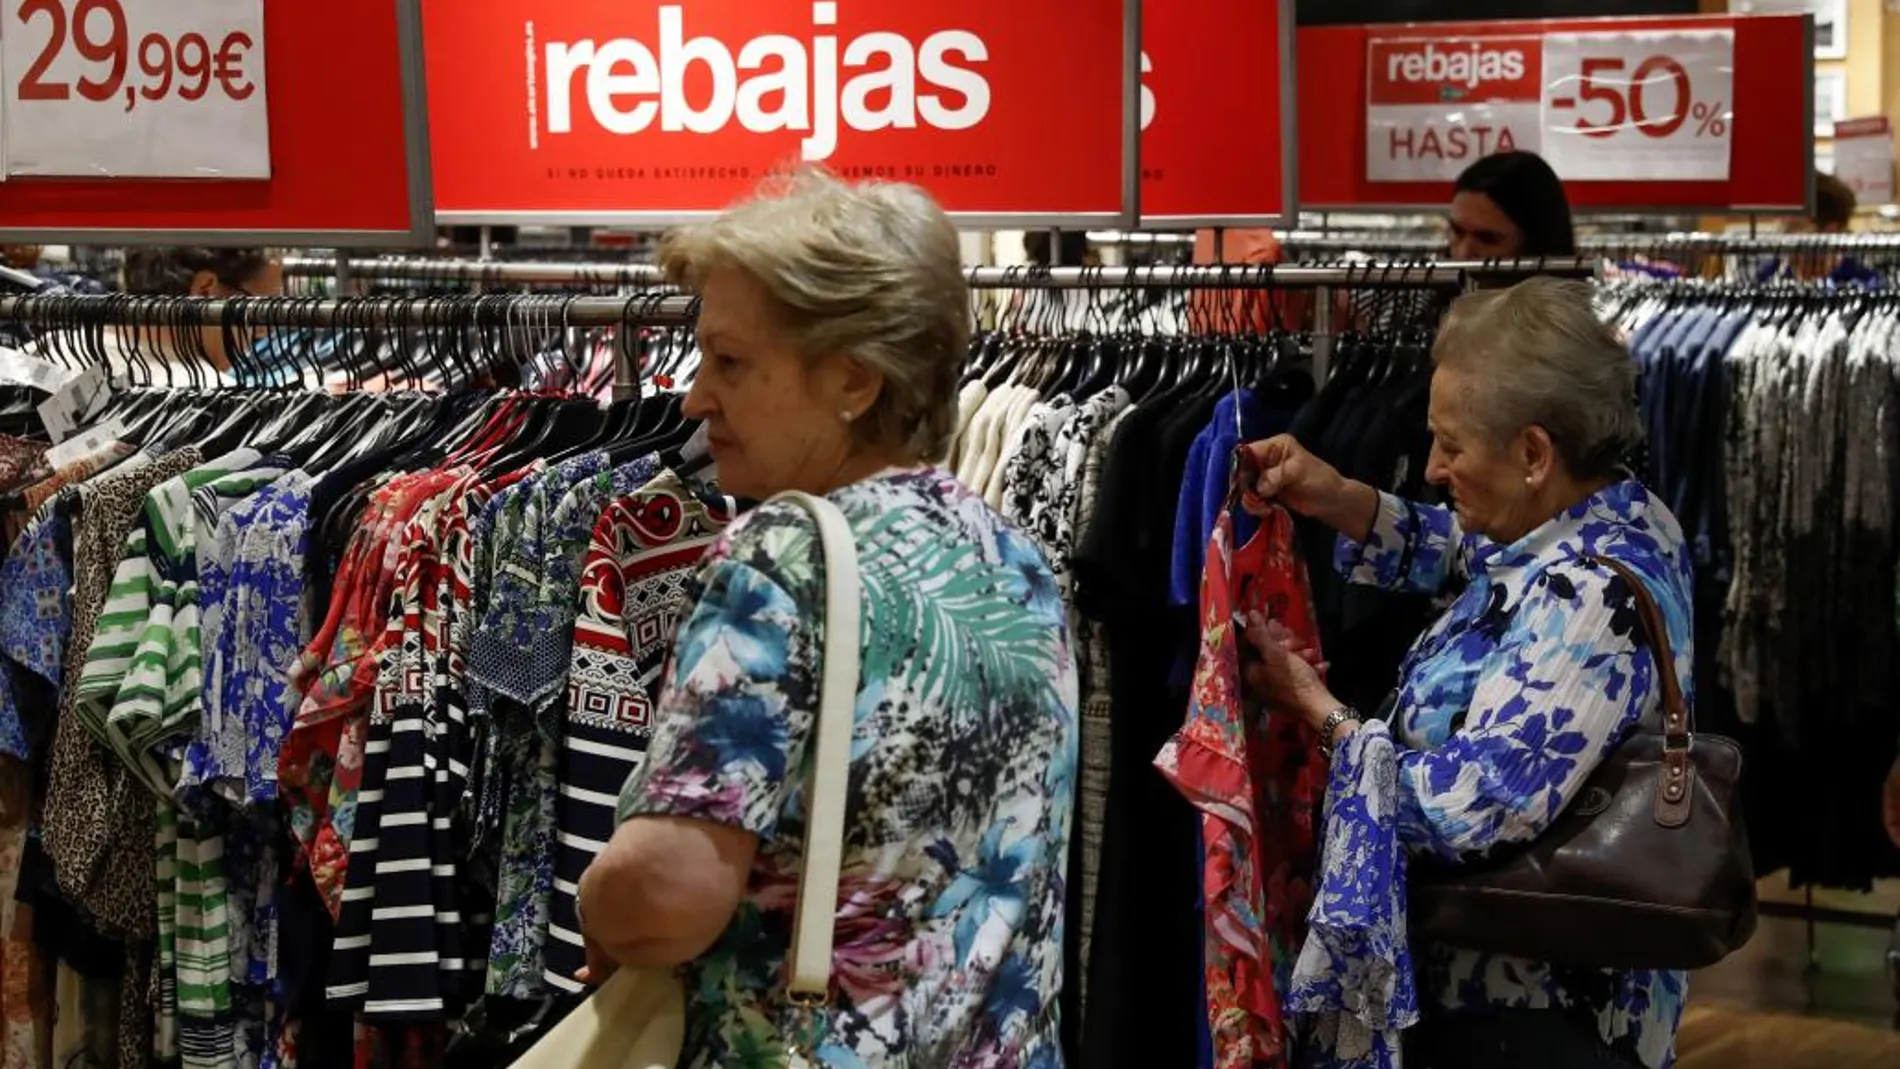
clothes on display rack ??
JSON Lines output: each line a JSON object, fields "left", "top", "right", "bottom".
{"left": 0, "top": 295, "right": 729, "bottom": 1069}
{"left": 0, "top": 262, "right": 1782, "bottom": 1069}
{"left": 1605, "top": 280, "right": 1900, "bottom": 892}
{"left": 946, "top": 278, "right": 1485, "bottom": 1069}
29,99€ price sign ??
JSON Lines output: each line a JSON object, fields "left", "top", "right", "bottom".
{"left": 2, "top": 0, "right": 269, "bottom": 178}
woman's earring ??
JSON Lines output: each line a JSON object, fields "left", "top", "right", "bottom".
{"left": 840, "top": 410, "right": 856, "bottom": 423}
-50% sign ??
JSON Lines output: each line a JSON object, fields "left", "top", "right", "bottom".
{"left": 1541, "top": 30, "right": 1734, "bottom": 182}
{"left": 3, "top": 0, "right": 268, "bottom": 178}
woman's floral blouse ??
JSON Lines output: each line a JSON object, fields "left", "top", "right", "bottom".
{"left": 1290, "top": 479, "right": 1696, "bottom": 1069}
{"left": 618, "top": 468, "right": 1080, "bottom": 1069}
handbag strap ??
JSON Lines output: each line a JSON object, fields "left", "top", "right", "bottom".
{"left": 1581, "top": 553, "right": 1695, "bottom": 829}
{"left": 766, "top": 491, "right": 862, "bottom": 1004}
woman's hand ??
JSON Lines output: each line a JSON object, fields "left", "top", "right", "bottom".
{"left": 1884, "top": 755, "right": 1900, "bottom": 849}
{"left": 576, "top": 936, "right": 621, "bottom": 987}
{"left": 1241, "top": 612, "right": 1336, "bottom": 733}
{"left": 1243, "top": 435, "right": 1380, "bottom": 542}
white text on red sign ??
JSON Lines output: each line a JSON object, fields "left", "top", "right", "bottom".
{"left": 540, "top": 2, "right": 990, "bottom": 163}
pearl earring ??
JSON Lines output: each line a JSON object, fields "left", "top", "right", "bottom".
{"left": 840, "top": 410, "right": 856, "bottom": 423}
{"left": 1525, "top": 476, "right": 1535, "bottom": 486}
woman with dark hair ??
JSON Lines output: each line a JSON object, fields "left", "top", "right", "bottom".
{"left": 1449, "top": 152, "right": 1577, "bottom": 259}
{"left": 121, "top": 246, "right": 281, "bottom": 303}
{"left": 69, "top": 246, "right": 285, "bottom": 380}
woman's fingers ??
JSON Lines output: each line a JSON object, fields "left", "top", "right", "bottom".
{"left": 1245, "top": 436, "right": 1300, "bottom": 502}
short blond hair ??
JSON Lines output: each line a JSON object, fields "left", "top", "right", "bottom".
{"left": 1433, "top": 277, "right": 1643, "bottom": 479}
{"left": 660, "top": 170, "right": 971, "bottom": 461}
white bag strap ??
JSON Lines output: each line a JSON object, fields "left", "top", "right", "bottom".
{"left": 766, "top": 491, "right": 861, "bottom": 1005}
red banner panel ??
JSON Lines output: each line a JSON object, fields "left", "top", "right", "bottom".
{"left": 1299, "top": 14, "right": 1812, "bottom": 212}
{"left": 424, "top": 0, "right": 1128, "bottom": 223}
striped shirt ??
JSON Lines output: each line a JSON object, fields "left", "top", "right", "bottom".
{"left": 328, "top": 473, "right": 498, "bottom": 1021}
{"left": 544, "top": 475, "right": 731, "bottom": 991}
{"left": 76, "top": 448, "right": 288, "bottom": 1069}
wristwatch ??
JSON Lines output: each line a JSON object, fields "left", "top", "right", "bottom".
{"left": 1317, "top": 706, "right": 1362, "bottom": 759}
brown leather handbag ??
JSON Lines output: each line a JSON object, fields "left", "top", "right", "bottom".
{"left": 1407, "top": 555, "right": 1758, "bottom": 971}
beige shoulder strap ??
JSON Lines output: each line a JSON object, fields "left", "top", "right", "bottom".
{"left": 767, "top": 491, "right": 861, "bottom": 1002}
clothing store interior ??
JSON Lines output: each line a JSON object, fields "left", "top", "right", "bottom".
{"left": 0, "top": 1, "right": 1898, "bottom": 1068}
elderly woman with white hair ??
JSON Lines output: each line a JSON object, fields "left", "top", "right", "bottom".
{"left": 573, "top": 172, "right": 1079, "bottom": 1068}
{"left": 1243, "top": 278, "right": 1695, "bottom": 1069}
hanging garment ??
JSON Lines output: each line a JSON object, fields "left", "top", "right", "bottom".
{"left": 544, "top": 476, "right": 733, "bottom": 992}
{"left": 1604, "top": 278, "right": 1900, "bottom": 890}
{"left": 1154, "top": 481, "right": 1327, "bottom": 1069}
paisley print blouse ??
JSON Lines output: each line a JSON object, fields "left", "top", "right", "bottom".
{"left": 1289, "top": 479, "right": 1695, "bottom": 1069}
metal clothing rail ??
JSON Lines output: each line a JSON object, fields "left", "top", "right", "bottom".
{"left": 284, "top": 255, "right": 668, "bottom": 288}
{"left": 0, "top": 292, "right": 700, "bottom": 329}
{"left": 960, "top": 261, "right": 1594, "bottom": 288}
{"left": 282, "top": 257, "right": 1593, "bottom": 384}
{"left": 288, "top": 255, "right": 1597, "bottom": 291}
{"left": 0, "top": 293, "right": 702, "bottom": 400}
{"left": 1576, "top": 231, "right": 1900, "bottom": 254}
{"left": 1280, "top": 230, "right": 1900, "bottom": 256}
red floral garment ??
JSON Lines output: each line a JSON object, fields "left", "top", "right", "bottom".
{"left": 1154, "top": 489, "right": 1328, "bottom": 1069}
{"left": 281, "top": 469, "right": 460, "bottom": 917}
{"left": 0, "top": 436, "right": 45, "bottom": 494}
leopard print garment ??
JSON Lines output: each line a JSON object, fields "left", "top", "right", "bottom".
{"left": 43, "top": 449, "right": 202, "bottom": 939}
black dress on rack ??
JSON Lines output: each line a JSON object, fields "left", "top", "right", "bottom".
{"left": 1292, "top": 357, "right": 1444, "bottom": 719}
{"left": 1070, "top": 398, "right": 1205, "bottom": 1069}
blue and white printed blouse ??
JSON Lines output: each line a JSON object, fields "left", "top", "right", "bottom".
{"left": 1289, "top": 478, "right": 1695, "bottom": 1069}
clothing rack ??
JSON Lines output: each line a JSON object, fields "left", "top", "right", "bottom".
{"left": 0, "top": 292, "right": 698, "bottom": 329}
{"left": 283, "top": 255, "right": 668, "bottom": 289}
{"left": 0, "top": 291, "right": 700, "bottom": 400}
{"left": 282, "top": 257, "right": 1593, "bottom": 383}
{"left": 1604, "top": 275, "right": 1900, "bottom": 1010}
{"left": 1280, "top": 230, "right": 1900, "bottom": 256}
{"left": 286, "top": 254, "right": 1596, "bottom": 290}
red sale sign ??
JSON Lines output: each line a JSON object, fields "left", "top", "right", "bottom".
{"left": 423, "top": 0, "right": 1128, "bottom": 223}
{"left": 1140, "top": 0, "right": 1294, "bottom": 223}
{"left": 1299, "top": 14, "right": 1813, "bottom": 213}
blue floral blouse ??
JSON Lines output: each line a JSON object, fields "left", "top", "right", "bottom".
{"left": 1289, "top": 479, "right": 1695, "bottom": 1069}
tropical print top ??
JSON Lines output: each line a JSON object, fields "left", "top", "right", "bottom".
{"left": 617, "top": 467, "right": 1080, "bottom": 1069}
{"left": 1287, "top": 479, "right": 1695, "bottom": 1069}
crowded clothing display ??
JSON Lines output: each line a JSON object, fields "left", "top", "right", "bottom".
{"left": 1603, "top": 279, "right": 1900, "bottom": 893}
{"left": 0, "top": 242, "right": 1890, "bottom": 1069}
{"left": 0, "top": 295, "right": 734, "bottom": 1068}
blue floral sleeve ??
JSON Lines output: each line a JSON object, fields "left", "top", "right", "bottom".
{"left": 1390, "top": 560, "right": 1652, "bottom": 863}
{"left": 1289, "top": 719, "right": 1418, "bottom": 1069}
{"left": 1333, "top": 493, "right": 1467, "bottom": 595}
{"left": 616, "top": 555, "right": 815, "bottom": 841}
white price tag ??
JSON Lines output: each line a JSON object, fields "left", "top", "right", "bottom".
{"left": 35, "top": 361, "right": 110, "bottom": 443}
{"left": 1832, "top": 117, "right": 1894, "bottom": 206}
{"left": 42, "top": 415, "right": 124, "bottom": 470}
{"left": 0, "top": 346, "right": 80, "bottom": 392}
{"left": 1541, "top": 31, "right": 1734, "bottom": 183}
{"left": 3, "top": 0, "right": 268, "bottom": 178}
